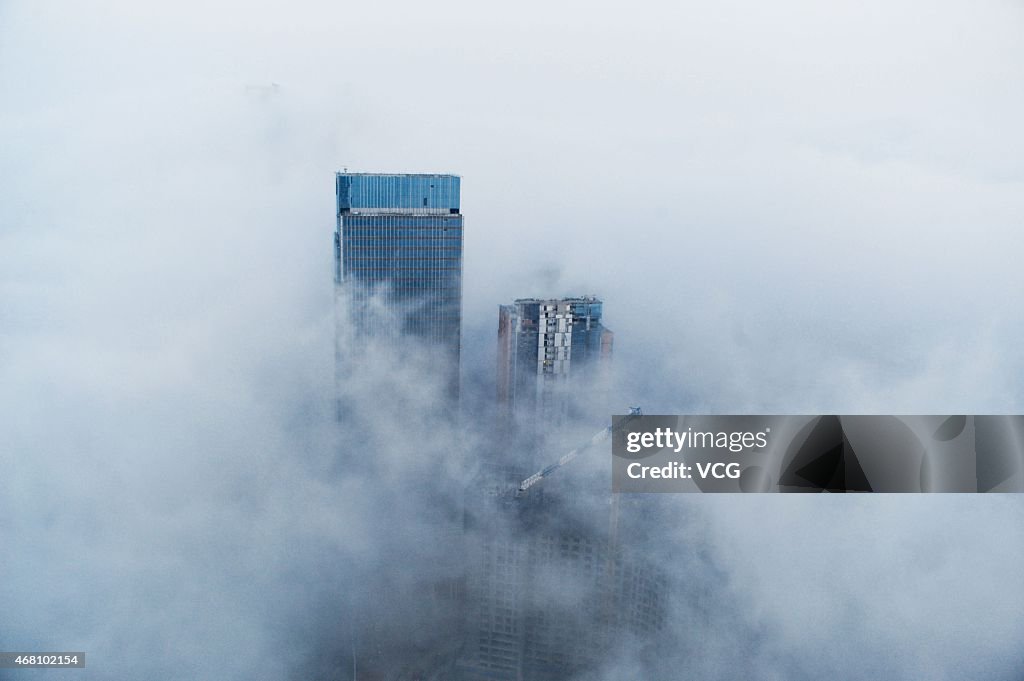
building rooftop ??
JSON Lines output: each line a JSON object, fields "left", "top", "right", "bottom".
{"left": 510, "top": 296, "right": 603, "bottom": 304}
{"left": 335, "top": 171, "right": 460, "bottom": 178}
{"left": 336, "top": 172, "right": 461, "bottom": 212}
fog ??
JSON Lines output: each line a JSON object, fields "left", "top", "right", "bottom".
{"left": 2, "top": 0, "right": 1024, "bottom": 679}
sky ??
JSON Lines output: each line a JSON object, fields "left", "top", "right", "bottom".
{"left": 2, "top": 0, "right": 1024, "bottom": 679}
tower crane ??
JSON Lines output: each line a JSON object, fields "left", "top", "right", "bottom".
{"left": 514, "top": 406, "right": 642, "bottom": 497}
{"left": 512, "top": 406, "right": 644, "bottom": 638}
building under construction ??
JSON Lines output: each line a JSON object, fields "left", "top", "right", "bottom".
{"left": 332, "top": 416, "right": 670, "bottom": 681}
{"left": 453, "top": 412, "right": 665, "bottom": 681}
{"left": 457, "top": 471, "right": 667, "bottom": 681}
{"left": 497, "top": 297, "right": 614, "bottom": 437}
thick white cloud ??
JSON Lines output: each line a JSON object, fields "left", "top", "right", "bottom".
{"left": 2, "top": 1, "right": 1023, "bottom": 679}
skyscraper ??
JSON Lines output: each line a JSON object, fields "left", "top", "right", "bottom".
{"left": 497, "top": 297, "right": 613, "bottom": 431}
{"left": 335, "top": 172, "right": 464, "bottom": 398}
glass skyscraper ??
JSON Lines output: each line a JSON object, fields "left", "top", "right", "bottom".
{"left": 335, "top": 172, "right": 463, "bottom": 398}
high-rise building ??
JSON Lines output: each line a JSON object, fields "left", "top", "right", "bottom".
{"left": 497, "top": 297, "right": 613, "bottom": 430}
{"left": 335, "top": 172, "right": 463, "bottom": 398}
{"left": 457, "top": 491, "right": 666, "bottom": 681}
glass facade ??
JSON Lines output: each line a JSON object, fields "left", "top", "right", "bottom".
{"left": 335, "top": 173, "right": 464, "bottom": 397}
{"left": 337, "top": 173, "right": 460, "bottom": 213}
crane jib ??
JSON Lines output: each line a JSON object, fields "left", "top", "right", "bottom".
{"left": 514, "top": 407, "right": 642, "bottom": 495}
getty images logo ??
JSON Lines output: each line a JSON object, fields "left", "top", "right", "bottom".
{"left": 624, "top": 427, "right": 770, "bottom": 454}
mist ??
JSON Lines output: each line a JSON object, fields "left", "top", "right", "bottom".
{"left": 3, "top": 0, "right": 1024, "bottom": 679}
